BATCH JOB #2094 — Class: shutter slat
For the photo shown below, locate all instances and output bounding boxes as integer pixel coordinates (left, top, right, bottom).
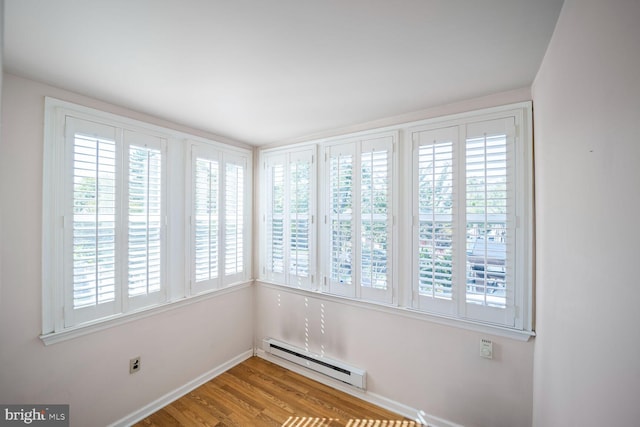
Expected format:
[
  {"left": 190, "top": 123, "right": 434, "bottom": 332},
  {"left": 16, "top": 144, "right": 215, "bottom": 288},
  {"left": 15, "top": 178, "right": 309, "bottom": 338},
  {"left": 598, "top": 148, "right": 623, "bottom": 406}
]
[
  {"left": 465, "top": 131, "right": 510, "bottom": 309},
  {"left": 128, "top": 145, "right": 162, "bottom": 297},
  {"left": 330, "top": 153, "right": 353, "bottom": 285},
  {"left": 360, "top": 148, "right": 389, "bottom": 290},
  {"left": 71, "top": 133, "right": 117, "bottom": 309},
  {"left": 289, "top": 160, "right": 311, "bottom": 278},
  {"left": 194, "top": 157, "right": 219, "bottom": 282},
  {"left": 224, "top": 162, "right": 244, "bottom": 276},
  {"left": 417, "top": 141, "right": 454, "bottom": 300}
]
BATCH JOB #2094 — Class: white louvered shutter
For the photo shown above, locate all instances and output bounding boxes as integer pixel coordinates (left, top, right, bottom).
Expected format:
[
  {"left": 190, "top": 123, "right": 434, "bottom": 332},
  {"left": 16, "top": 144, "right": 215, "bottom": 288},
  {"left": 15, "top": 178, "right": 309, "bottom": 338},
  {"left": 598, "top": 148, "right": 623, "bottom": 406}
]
[
  {"left": 263, "top": 149, "right": 315, "bottom": 289},
  {"left": 191, "top": 146, "right": 220, "bottom": 294},
  {"left": 65, "top": 117, "right": 119, "bottom": 326},
  {"left": 412, "top": 118, "right": 518, "bottom": 326},
  {"left": 463, "top": 118, "right": 516, "bottom": 326},
  {"left": 325, "top": 135, "right": 395, "bottom": 302},
  {"left": 264, "top": 155, "right": 286, "bottom": 283},
  {"left": 413, "top": 126, "right": 457, "bottom": 315},
  {"left": 223, "top": 155, "right": 246, "bottom": 284},
  {"left": 359, "top": 137, "right": 393, "bottom": 303},
  {"left": 126, "top": 131, "right": 165, "bottom": 310},
  {"left": 327, "top": 143, "right": 355, "bottom": 297},
  {"left": 288, "top": 150, "right": 313, "bottom": 288}
]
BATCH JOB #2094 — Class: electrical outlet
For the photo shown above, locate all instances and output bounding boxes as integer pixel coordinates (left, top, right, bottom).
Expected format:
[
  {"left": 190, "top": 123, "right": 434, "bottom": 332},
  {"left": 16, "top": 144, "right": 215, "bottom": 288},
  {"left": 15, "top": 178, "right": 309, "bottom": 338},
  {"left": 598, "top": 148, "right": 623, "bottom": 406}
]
[
  {"left": 130, "top": 356, "right": 141, "bottom": 374},
  {"left": 480, "top": 339, "right": 493, "bottom": 359}
]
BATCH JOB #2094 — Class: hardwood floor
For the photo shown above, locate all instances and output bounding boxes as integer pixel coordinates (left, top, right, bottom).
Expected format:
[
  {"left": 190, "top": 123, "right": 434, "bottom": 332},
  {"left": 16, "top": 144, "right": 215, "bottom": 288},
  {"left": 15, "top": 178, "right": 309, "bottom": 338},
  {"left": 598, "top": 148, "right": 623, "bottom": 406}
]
[{"left": 134, "top": 356, "right": 418, "bottom": 426}]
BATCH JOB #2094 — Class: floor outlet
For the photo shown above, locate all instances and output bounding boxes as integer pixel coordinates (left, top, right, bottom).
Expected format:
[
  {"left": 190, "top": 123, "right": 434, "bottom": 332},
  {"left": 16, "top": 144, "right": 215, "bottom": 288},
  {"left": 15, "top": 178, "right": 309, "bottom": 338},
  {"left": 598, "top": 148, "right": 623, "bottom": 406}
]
[{"left": 130, "top": 356, "right": 141, "bottom": 374}]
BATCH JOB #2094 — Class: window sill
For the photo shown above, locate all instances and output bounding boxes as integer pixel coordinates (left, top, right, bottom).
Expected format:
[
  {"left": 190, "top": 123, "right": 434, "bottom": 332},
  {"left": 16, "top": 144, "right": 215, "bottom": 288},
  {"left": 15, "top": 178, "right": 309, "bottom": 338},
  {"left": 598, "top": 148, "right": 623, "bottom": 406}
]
[
  {"left": 256, "top": 280, "right": 535, "bottom": 342},
  {"left": 40, "top": 281, "right": 253, "bottom": 346}
]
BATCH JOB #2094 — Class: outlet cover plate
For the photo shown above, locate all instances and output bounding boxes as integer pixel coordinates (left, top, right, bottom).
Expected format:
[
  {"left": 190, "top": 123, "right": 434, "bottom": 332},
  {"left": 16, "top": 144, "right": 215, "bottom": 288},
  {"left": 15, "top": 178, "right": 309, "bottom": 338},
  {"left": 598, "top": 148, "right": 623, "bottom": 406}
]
[{"left": 130, "top": 357, "right": 141, "bottom": 374}]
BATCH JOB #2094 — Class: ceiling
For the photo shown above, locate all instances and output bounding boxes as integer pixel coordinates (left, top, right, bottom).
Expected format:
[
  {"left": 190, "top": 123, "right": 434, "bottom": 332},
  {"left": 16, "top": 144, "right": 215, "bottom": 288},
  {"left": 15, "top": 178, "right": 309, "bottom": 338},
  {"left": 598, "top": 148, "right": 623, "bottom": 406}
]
[{"left": 4, "top": 0, "right": 563, "bottom": 146}]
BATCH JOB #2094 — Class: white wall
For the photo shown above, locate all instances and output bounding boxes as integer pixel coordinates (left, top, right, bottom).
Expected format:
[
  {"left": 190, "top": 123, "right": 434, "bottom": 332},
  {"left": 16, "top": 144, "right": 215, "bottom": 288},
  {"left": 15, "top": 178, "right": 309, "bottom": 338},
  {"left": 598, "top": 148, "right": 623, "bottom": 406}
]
[
  {"left": 256, "top": 285, "right": 534, "bottom": 427},
  {"left": 532, "top": 1, "right": 640, "bottom": 426},
  {"left": 0, "top": 74, "right": 254, "bottom": 426}
]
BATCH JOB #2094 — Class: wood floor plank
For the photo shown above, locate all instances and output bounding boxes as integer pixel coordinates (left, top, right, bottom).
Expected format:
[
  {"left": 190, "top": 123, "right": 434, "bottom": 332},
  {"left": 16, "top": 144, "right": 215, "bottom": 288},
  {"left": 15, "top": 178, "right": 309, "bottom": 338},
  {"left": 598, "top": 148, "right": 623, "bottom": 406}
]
[{"left": 134, "top": 357, "right": 415, "bottom": 427}]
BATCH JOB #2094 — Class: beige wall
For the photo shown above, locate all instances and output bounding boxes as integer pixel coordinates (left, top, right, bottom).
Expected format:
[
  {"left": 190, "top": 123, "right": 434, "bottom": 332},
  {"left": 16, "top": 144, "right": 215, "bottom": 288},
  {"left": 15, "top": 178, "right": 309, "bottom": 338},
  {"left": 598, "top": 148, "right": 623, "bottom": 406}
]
[
  {"left": 532, "top": 0, "right": 640, "bottom": 425},
  {"left": 0, "top": 74, "right": 254, "bottom": 426}
]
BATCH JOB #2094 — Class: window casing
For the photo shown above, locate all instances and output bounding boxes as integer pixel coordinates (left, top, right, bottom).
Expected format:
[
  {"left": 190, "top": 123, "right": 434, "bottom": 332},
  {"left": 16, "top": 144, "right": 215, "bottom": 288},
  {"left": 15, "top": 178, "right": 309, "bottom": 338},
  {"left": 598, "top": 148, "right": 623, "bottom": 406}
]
[{"left": 43, "top": 98, "right": 251, "bottom": 339}]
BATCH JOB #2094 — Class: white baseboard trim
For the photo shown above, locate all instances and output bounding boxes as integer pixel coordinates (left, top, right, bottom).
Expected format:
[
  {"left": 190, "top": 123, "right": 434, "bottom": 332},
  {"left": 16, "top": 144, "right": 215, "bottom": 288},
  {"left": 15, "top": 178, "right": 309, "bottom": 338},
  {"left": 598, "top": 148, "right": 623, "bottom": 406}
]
[
  {"left": 256, "top": 348, "right": 462, "bottom": 427},
  {"left": 108, "top": 349, "right": 254, "bottom": 427}
]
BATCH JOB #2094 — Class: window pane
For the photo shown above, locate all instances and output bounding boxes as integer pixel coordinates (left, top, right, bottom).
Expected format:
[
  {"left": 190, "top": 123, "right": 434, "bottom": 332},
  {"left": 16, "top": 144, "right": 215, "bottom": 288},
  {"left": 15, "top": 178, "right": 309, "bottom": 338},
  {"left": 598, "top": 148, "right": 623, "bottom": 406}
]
[
  {"left": 418, "top": 142, "right": 454, "bottom": 300},
  {"left": 466, "top": 134, "right": 508, "bottom": 308},
  {"left": 225, "top": 162, "right": 244, "bottom": 276},
  {"left": 72, "top": 133, "right": 117, "bottom": 308},
  {"left": 330, "top": 154, "right": 353, "bottom": 285},
  {"left": 360, "top": 149, "right": 388, "bottom": 290},
  {"left": 194, "top": 158, "right": 219, "bottom": 282},
  {"left": 128, "top": 145, "right": 162, "bottom": 297}
]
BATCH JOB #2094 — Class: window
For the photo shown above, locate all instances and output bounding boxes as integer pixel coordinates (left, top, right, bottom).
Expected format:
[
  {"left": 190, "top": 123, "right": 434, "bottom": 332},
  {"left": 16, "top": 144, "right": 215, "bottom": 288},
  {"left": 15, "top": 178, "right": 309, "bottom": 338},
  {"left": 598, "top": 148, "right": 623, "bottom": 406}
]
[
  {"left": 62, "top": 117, "right": 167, "bottom": 327},
  {"left": 411, "top": 111, "right": 531, "bottom": 329},
  {"left": 43, "top": 98, "right": 251, "bottom": 340},
  {"left": 322, "top": 133, "right": 396, "bottom": 304},
  {"left": 258, "top": 103, "right": 532, "bottom": 334},
  {"left": 188, "top": 146, "right": 251, "bottom": 294},
  {"left": 261, "top": 147, "right": 316, "bottom": 289}
]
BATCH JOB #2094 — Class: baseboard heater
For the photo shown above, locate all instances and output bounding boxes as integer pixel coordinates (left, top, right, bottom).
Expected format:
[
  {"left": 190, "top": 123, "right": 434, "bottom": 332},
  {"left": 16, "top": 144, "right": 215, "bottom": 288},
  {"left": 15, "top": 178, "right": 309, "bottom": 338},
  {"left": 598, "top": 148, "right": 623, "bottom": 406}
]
[{"left": 262, "top": 338, "right": 366, "bottom": 389}]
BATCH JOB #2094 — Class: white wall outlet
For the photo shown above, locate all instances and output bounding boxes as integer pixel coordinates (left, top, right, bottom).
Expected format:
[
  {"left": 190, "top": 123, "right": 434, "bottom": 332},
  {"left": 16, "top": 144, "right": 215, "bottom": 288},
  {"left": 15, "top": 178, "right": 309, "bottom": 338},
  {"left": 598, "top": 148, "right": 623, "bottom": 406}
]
[
  {"left": 130, "top": 356, "right": 141, "bottom": 374},
  {"left": 480, "top": 339, "right": 493, "bottom": 359}
]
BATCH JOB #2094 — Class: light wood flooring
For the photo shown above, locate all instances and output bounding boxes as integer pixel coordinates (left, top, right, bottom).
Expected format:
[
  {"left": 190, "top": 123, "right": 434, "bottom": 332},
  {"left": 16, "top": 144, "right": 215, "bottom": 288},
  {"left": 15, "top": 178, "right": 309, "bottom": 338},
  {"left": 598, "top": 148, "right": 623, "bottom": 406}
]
[{"left": 134, "top": 356, "right": 419, "bottom": 426}]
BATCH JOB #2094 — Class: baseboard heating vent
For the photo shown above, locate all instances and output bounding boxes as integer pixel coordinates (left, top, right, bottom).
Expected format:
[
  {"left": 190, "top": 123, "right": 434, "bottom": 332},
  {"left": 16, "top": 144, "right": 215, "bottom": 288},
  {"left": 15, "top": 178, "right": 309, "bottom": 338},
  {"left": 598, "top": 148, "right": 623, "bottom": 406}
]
[{"left": 263, "top": 338, "right": 366, "bottom": 389}]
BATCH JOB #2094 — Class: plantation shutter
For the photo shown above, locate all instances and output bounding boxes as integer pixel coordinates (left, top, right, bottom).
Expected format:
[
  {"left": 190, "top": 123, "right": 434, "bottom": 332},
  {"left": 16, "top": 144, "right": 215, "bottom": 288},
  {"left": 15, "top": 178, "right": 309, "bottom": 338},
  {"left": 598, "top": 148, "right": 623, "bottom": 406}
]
[
  {"left": 263, "top": 149, "right": 315, "bottom": 289},
  {"left": 327, "top": 143, "right": 356, "bottom": 297},
  {"left": 65, "top": 117, "right": 119, "bottom": 326},
  {"left": 412, "top": 118, "right": 518, "bottom": 326},
  {"left": 359, "top": 136, "right": 393, "bottom": 303},
  {"left": 288, "top": 150, "right": 313, "bottom": 288},
  {"left": 125, "top": 131, "right": 165, "bottom": 310},
  {"left": 191, "top": 146, "right": 220, "bottom": 294},
  {"left": 413, "top": 126, "right": 457, "bottom": 315},
  {"left": 223, "top": 155, "right": 246, "bottom": 284},
  {"left": 463, "top": 118, "right": 516, "bottom": 326},
  {"left": 264, "top": 154, "right": 286, "bottom": 283},
  {"left": 325, "top": 134, "right": 395, "bottom": 302}
]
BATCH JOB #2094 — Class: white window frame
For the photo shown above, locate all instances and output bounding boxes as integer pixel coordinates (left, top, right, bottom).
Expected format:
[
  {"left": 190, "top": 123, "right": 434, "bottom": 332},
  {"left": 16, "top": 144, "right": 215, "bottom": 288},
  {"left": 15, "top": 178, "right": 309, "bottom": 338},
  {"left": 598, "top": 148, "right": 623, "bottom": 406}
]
[
  {"left": 259, "top": 145, "right": 317, "bottom": 290},
  {"left": 42, "top": 98, "right": 252, "bottom": 343}
]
